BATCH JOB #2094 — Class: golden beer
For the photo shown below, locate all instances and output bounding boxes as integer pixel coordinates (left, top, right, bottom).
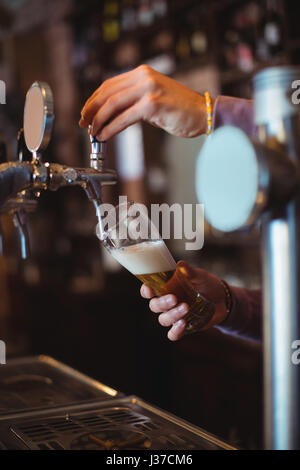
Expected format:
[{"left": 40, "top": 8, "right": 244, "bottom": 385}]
[{"left": 110, "top": 240, "right": 215, "bottom": 333}]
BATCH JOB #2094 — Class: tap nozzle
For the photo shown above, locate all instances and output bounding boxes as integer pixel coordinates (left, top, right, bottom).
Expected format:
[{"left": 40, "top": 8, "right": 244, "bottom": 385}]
[
  {"left": 13, "top": 209, "right": 31, "bottom": 259},
  {"left": 88, "top": 126, "right": 106, "bottom": 171}
]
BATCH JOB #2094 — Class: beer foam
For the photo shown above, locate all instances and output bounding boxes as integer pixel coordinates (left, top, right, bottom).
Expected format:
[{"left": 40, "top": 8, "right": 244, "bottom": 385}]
[{"left": 110, "top": 240, "right": 176, "bottom": 275}]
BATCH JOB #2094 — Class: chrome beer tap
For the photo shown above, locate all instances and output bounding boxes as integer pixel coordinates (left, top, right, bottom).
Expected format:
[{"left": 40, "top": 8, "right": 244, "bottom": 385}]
[
  {"left": 0, "top": 81, "right": 117, "bottom": 259},
  {"left": 11, "top": 129, "right": 37, "bottom": 259},
  {"left": 0, "top": 130, "right": 38, "bottom": 258},
  {"left": 196, "top": 66, "right": 300, "bottom": 450},
  {"left": 89, "top": 127, "right": 107, "bottom": 171}
]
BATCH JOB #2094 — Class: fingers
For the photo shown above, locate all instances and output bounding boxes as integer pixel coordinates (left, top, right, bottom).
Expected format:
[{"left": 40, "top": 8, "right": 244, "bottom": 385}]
[
  {"left": 149, "top": 294, "right": 177, "bottom": 313},
  {"left": 140, "top": 284, "right": 155, "bottom": 299},
  {"left": 177, "top": 260, "right": 196, "bottom": 279},
  {"left": 95, "top": 101, "right": 145, "bottom": 140},
  {"left": 177, "top": 260, "right": 209, "bottom": 293},
  {"left": 90, "top": 85, "right": 142, "bottom": 136},
  {"left": 140, "top": 284, "right": 187, "bottom": 341},
  {"left": 79, "top": 65, "right": 153, "bottom": 129},
  {"left": 81, "top": 69, "right": 135, "bottom": 116},
  {"left": 167, "top": 319, "right": 186, "bottom": 341},
  {"left": 80, "top": 77, "right": 133, "bottom": 127},
  {"left": 158, "top": 302, "right": 189, "bottom": 327},
  {"left": 79, "top": 114, "right": 88, "bottom": 127}
]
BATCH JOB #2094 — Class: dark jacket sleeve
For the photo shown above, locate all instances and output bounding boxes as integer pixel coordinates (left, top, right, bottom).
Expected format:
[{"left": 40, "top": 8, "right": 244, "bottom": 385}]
[
  {"left": 216, "top": 287, "right": 262, "bottom": 342},
  {"left": 212, "top": 95, "right": 257, "bottom": 137},
  {"left": 212, "top": 96, "right": 262, "bottom": 341}
]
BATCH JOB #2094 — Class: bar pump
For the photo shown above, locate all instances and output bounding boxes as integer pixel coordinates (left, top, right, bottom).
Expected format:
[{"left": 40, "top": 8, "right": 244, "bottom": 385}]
[
  {"left": 0, "top": 81, "right": 117, "bottom": 259},
  {"left": 196, "top": 66, "right": 300, "bottom": 450}
]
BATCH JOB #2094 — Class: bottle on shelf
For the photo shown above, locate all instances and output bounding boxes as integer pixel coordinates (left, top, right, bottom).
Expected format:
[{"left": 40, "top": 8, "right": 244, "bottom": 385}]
[
  {"left": 137, "top": 0, "right": 154, "bottom": 27},
  {"left": 121, "top": 0, "right": 137, "bottom": 32},
  {"left": 263, "top": 0, "right": 283, "bottom": 57},
  {"left": 102, "top": 0, "right": 121, "bottom": 43}
]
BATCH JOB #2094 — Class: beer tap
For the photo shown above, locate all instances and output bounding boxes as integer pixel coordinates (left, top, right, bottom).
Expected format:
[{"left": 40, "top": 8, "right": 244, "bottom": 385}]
[
  {"left": 0, "top": 138, "right": 6, "bottom": 256},
  {"left": 0, "top": 81, "right": 117, "bottom": 259},
  {"left": 196, "top": 66, "right": 300, "bottom": 449},
  {"left": 89, "top": 127, "right": 107, "bottom": 171},
  {"left": 0, "top": 131, "right": 37, "bottom": 259},
  {"left": 24, "top": 82, "right": 117, "bottom": 202},
  {"left": 12, "top": 129, "right": 37, "bottom": 259}
]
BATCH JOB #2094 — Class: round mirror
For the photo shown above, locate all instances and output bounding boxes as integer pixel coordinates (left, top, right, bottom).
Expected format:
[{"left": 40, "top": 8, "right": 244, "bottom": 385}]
[{"left": 23, "top": 82, "right": 54, "bottom": 157}]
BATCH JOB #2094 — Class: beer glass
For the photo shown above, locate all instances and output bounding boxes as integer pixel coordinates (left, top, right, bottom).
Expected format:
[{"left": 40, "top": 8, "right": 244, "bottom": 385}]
[{"left": 97, "top": 201, "right": 215, "bottom": 334}]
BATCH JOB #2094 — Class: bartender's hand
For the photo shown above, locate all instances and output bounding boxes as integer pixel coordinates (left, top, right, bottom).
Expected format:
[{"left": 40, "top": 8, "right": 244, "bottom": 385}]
[
  {"left": 140, "top": 260, "right": 229, "bottom": 341},
  {"left": 79, "top": 65, "right": 208, "bottom": 140}
]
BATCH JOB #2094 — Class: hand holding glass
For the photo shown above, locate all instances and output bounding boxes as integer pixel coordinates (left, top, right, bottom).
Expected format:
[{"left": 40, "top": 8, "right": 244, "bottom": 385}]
[{"left": 96, "top": 201, "right": 215, "bottom": 335}]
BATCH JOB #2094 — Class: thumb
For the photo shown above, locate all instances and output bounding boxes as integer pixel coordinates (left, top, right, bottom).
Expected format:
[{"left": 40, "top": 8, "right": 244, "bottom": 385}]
[{"left": 177, "top": 260, "right": 197, "bottom": 280}]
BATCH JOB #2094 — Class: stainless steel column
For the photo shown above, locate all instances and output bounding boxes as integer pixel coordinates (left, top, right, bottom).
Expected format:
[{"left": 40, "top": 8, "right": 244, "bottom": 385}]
[{"left": 254, "top": 67, "right": 300, "bottom": 449}]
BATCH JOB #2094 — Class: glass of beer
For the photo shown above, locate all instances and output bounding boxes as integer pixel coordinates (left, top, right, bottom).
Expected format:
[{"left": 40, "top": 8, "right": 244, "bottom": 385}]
[{"left": 97, "top": 201, "right": 215, "bottom": 334}]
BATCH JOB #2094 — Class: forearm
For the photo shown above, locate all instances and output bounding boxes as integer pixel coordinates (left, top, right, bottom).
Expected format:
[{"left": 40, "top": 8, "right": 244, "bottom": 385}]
[
  {"left": 212, "top": 95, "right": 257, "bottom": 137},
  {"left": 216, "top": 286, "right": 262, "bottom": 341}
]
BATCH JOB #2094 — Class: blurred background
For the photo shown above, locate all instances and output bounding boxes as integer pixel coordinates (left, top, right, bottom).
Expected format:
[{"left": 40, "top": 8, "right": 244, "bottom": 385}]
[{"left": 0, "top": 0, "right": 298, "bottom": 450}]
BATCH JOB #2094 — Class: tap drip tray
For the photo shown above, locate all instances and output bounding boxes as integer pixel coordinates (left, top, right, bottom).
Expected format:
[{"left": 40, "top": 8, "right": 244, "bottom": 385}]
[
  {"left": 0, "top": 356, "right": 118, "bottom": 416},
  {"left": 0, "top": 397, "right": 235, "bottom": 450},
  {"left": 0, "top": 356, "right": 235, "bottom": 450},
  {"left": 70, "top": 428, "right": 152, "bottom": 450}
]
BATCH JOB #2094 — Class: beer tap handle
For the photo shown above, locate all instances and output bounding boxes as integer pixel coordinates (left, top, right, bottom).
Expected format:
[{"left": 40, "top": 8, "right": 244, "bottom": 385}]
[
  {"left": 0, "top": 140, "right": 5, "bottom": 254},
  {"left": 8, "top": 130, "right": 34, "bottom": 260},
  {"left": 88, "top": 125, "right": 107, "bottom": 171}
]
